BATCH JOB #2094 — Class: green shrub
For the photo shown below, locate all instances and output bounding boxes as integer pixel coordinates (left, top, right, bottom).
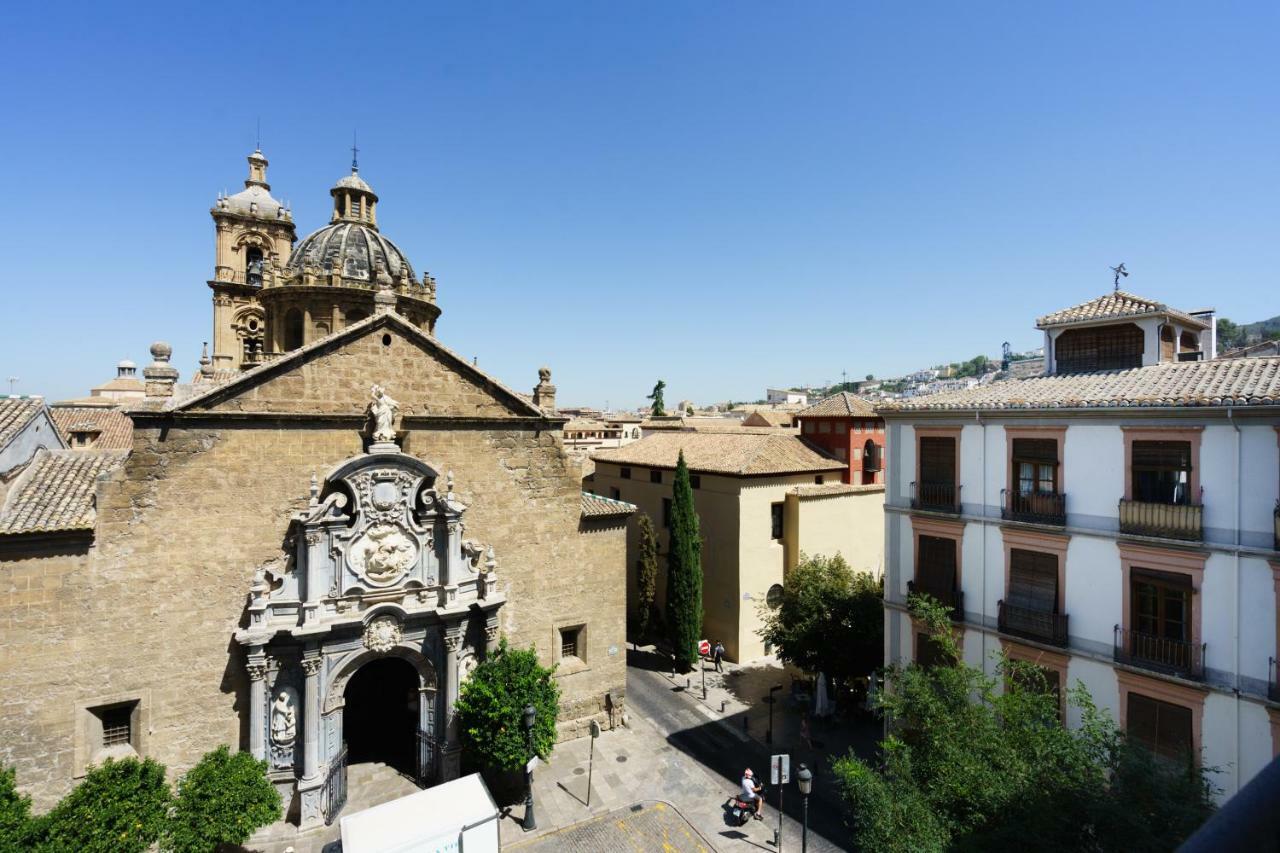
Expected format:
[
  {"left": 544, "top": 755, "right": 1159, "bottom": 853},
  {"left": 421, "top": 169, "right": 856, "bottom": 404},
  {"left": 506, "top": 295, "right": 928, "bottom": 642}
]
[
  {"left": 455, "top": 639, "right": 560, "bottom": 771},
  {"left": 0, "top": 764, "right": 34, "bottom": 850},
  {"left": 163, "top": 745, "right": 281, "bottom": 852},
  {"left": 35, "top": 757, "right": 171, "bottom": 853}
]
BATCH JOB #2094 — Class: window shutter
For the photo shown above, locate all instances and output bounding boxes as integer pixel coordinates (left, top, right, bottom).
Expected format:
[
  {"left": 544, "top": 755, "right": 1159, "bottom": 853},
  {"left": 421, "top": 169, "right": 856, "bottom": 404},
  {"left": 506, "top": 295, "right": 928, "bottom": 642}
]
[
  {"left": 1132, "top": 441, "right": 1191, "bottom": 471},
  {"left": 917, "top": 535, "right": 957, "bottom": 593},
  {"left": 1127, "top": 693, "right": 1160, "bottom": 753},
  {"left": 919, "top": 437, "right": 955, "bottom": 484},
  {"left": 1008, "top": 549, "right": 1058, "bottom": 612},
  {"left": 1011, "top": 438, "right": 1057, "bottom": 464}
]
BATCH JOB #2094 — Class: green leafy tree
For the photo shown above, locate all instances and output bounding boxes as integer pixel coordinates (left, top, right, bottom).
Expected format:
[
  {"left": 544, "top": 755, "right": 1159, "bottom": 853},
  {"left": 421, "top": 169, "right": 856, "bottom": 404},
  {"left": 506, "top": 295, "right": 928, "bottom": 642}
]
[
  {"left": 757, "top": 554, "right": 882, "bottom": 681},
  {"left": 865, "top": 374, "right": 874, "bottom": 382},
  {"left": 162, "top": 746, "right": 281, "bottom": 853},
  {"left": 832, "top": 598, "right": 1216, "bottom": 852},
  {"left": 34, "top": 757, "right": 172, "bottom": 853},
  {"left": 635, "top": 513, "right": 660, "bottom": 640},
  {"left": 665, "top": 451, "right": 703, "bottom": 671},
  {"left": 647, "top": 380, "right": 666, "bottom": 417},
  {"left": 1216, "top": 317, "right": 1243, "bottom": 352},
  {"left": 0, "top": 764, "right": 34, "bottom": 850},
  {"left": 455, "top": 639, "right": 561, "bottom": 771}
]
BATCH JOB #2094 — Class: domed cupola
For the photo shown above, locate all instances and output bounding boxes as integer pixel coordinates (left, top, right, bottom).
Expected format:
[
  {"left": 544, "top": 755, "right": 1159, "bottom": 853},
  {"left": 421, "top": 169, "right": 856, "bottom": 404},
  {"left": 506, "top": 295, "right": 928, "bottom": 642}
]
[{"left": 259, "top": 161, "right": 441, "bottom": 353}]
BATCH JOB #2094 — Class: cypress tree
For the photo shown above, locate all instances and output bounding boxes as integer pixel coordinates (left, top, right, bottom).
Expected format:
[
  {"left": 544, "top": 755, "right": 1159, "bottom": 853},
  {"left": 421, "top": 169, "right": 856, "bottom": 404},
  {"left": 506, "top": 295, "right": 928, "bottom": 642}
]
[
  {"left": 665, "top": 451, "right": 703, "bottom": 671},
  {"left": 636, "top": 513, "right": 659, "bottom": 640}
]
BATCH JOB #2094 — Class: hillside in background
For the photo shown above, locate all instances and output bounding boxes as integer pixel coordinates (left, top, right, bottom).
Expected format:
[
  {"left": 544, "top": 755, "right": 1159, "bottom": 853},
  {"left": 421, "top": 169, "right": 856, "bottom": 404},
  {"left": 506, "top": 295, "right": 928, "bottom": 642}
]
[{"left": 1218, "top": 314, "right": 1280, "bottom": 352}]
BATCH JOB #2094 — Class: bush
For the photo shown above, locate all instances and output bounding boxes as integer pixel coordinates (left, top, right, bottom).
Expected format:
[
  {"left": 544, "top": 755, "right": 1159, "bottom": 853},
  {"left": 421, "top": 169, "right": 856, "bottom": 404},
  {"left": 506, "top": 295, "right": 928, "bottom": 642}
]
[
  {"left": 163, "top": 745, "right": 281, "bottom": 853},
  {"left": 34, "top": 757, "right": 171, "bottom": 853},
  {"left": 455, "top": 639, "right": 560, "bottom": 772},
  {"left": 0, "top": 764, "right": 34, "bottom": 850}
]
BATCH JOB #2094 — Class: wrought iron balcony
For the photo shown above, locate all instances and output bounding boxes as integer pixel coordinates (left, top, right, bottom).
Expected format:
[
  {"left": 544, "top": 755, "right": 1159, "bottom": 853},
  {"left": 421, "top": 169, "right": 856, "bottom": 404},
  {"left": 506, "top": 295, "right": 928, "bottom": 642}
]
[
  {"left": 907, "top": 580, "right": 964, "bottom": 621},
  {"left": 1118, "top": 497, "right": 1203, "bottom": 541},
  {"left": 998, "top": 600, "right": 1069, "bottom": 647},
  {"left": 1176, "top": 350, "right": 1204, "bottom": 362},
  {"left": 1001, "top": 489, "right": 1067, "bottom": 526},
  {"left": 1113, "top": 625, "right": 1205, "bottom": 681},
  {"left": 910, "top": 481, "right": 962, "bottom": 514}
]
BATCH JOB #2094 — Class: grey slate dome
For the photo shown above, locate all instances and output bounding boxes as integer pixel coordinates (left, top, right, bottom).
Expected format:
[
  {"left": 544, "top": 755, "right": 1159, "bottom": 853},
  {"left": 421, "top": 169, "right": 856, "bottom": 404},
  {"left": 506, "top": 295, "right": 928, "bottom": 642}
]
[{"left": 286, "top": 221, "right": 416, "bottom": 284}]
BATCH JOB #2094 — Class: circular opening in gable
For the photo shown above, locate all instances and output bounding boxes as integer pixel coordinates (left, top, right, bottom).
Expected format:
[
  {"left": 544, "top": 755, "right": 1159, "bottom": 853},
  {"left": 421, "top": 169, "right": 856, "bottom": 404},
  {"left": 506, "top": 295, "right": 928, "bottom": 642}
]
[{"left": 382, "top": 334, "right": 392, "bottom": 347}]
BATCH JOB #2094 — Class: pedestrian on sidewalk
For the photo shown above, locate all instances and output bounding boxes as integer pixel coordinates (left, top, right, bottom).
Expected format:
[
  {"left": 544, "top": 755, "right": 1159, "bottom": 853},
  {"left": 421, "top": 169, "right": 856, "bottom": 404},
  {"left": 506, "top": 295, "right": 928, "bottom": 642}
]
[{"left": 712, "top": 640, "right": 725, "bottom": 673}]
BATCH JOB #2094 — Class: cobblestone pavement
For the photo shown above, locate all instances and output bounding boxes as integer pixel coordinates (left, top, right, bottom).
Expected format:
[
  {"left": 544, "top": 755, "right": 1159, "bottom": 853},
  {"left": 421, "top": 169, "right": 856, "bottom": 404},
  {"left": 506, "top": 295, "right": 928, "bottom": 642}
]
[{"left": 506, "top": 801, "right": 713, "bottom": 852}]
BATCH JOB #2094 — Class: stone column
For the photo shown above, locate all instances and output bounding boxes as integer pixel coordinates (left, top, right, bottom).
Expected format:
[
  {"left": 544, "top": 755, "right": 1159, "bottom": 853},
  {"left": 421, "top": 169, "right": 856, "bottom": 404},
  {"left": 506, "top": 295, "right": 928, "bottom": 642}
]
[
  {"left": 247, "top": 650, "right": 268, "bottom": 761},
  {"left": 302, "top": 654, "right": 323, "bottom": 780},
  {"left": 441, "top": 630, "right": 462, "bottom": 781}
]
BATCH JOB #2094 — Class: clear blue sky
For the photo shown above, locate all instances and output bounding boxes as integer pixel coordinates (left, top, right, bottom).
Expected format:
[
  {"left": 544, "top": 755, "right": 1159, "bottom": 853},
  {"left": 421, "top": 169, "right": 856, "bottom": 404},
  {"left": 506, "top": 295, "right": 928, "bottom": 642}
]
[{"left": 1, "top": 2, "right": 1276, "bottom": 408}]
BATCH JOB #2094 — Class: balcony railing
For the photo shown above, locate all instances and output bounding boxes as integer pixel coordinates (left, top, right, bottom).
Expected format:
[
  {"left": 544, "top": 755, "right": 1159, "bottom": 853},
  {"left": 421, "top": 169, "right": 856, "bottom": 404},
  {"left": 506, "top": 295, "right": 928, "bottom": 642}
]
[
  {"left": 1001, "top": 489, "right": 1067, "bottom": 526},
  {"left": 1176, "top": 350, "right": 1204, "bottom": 362},
  {"left": 907, "top": 580, "right": 964, "bottom": 621},
  {"left": 910, "top": 481, "right": 962, "bottom": 514},
  {"left": 998, "top": 600, "right": 1069, "bottom": 647},
  {"left": 1113, "top": 625, "right": 1205, "bottom": 680},
  {"left": 1118, "top": 498, "right": 1203, "bottom": 541}
]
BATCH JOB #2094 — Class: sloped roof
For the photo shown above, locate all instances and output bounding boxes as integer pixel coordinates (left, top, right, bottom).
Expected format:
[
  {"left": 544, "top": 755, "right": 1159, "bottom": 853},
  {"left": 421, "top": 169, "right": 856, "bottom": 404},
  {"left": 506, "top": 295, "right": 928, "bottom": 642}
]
[
  {"left": 742, "top": 410, "right": 795, "bottom": 427},
  {"left": 0, "top": 449, "right": 127, "bottom": 534},
  {"left": 49, "top": 406, "right": 133, "bottom": 450},
  {"left": 592, "top": 431, "right": 843, "bottom": 477},
  {"left": 1035, "top": 291, "right": 1208, "bottom": 330},
  {"left": 0, "top": 397, "right": 43, "bottom": 448},
  {"left": 144, "top": 311, "right": 547, "bottom": 419},
  {"left": 876, "top": 356, "right": 1280, "bottom": 412},
  {"left": 797, "top": 391, "right": 878, "bottom": 418},
  {"left": 581, "top": 492, "right": 637, "bottom": 519}
]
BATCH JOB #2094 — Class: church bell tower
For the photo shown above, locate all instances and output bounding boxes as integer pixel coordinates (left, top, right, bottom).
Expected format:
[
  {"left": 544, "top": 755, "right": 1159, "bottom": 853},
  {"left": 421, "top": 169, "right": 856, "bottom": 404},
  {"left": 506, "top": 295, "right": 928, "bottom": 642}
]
[{"left": 208, "top": 150, "right": 297, "bottom": 371}]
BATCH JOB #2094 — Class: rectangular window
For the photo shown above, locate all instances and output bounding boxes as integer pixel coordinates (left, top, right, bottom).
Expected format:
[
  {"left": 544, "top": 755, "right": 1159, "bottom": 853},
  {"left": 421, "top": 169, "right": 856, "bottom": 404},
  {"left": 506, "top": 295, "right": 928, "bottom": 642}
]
[
  {"left": 690, "top": 475, "right": 701, "bottom": 489},
  {"left": 814, "top": 475, "right": 824, "bottom": 485},
  {"left": 835, "top": 422, "right": 846, "bottom": 434},
  {"left": 1012, "top": 438, "right": 1057, "bottom": 495},
  {"left": 559, "top": 626, "right": 583, "bottom": 660},
  {"left": 1131, "top": 441, "right": 1192, "bottom": 504},
  {"left": 835, "top": 448, "right": 847, "bottom": 461},
  {"left": 771, "top": 502, "right": 784, "bottom": 540},
  {"left": 610, "top": 487, "right": 621, "bottom": 500},
  {"left": 1127, "top": 693, "right": 1193, "bottom": 760},
  {"left": 1008, "top": 549, "right": 1058, "bottom": 613},
  {"left": 919, "top": 437, "right": 956, "bottom": 485},
  {"left": 663, "top": 498, "right": 672, "bottom": 529},
  {"left": 916, "top": 535, "right": 957, "bottom": 597},
  {"left": 1131, "top": 569, "right": 1191, "bottom": 643},
  {"left": 818, "top": 421, "right": 831, "bottom": 434},
  {"left": 620, "top": 467, "right": 632, "bottom": 480},
  {"left": 650, "top": 468, "right": 662, "bottom": 484},
  {"left": 803, "top": 422, "right": 815, "bottom": 434},
  {"left": 100, "top": 706, "right": 132, "bottom": 748}
]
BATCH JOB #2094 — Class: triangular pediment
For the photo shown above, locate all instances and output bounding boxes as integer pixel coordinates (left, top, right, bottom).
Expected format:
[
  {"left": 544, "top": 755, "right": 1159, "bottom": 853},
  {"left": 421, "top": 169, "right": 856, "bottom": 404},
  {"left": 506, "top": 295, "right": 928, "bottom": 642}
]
[{"left": 176, "top": 313, "right": 547, "bottom": 420}]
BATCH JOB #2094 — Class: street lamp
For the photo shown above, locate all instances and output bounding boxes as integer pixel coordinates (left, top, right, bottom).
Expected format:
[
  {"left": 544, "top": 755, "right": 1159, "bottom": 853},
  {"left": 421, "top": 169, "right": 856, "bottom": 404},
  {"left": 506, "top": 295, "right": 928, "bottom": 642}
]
[
  {"left": 796, "top": 763, "right": 813, "bottom": 853},
  {"left": 522, "top": 703, "right": 537, "bottom": 831}
]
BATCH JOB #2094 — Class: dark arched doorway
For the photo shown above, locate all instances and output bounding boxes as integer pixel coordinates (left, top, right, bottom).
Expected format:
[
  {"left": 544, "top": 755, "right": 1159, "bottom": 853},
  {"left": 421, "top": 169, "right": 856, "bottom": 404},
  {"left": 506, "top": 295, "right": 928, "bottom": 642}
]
[{"left": 344, "top": 657, "right": 419, "bottom": 774}]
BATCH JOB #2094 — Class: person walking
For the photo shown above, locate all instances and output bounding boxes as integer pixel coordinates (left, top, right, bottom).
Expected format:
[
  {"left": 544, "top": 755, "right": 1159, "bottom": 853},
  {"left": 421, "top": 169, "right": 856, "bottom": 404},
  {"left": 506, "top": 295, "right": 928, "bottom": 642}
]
[{"left": 712, "top": 640, "right": 725, "bottom": 673}]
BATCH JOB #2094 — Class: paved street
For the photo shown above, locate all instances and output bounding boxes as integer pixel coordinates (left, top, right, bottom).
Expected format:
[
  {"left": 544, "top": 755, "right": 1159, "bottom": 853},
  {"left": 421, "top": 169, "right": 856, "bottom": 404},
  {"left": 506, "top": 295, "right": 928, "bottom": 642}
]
[{"left": 507, "top": 801, "right": 712, "bottom": 852}]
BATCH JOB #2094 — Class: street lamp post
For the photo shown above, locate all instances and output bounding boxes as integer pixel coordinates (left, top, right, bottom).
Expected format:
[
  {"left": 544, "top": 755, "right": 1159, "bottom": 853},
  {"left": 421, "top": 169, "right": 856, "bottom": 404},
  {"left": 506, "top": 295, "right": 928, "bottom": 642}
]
[
  {"left": 522, "top": 703, "right": 537, "bottom": 831},
  {"left": 796, "top": 763, "right": 813, "bottom": 853},
  {"left": 767, "top": 684, "right": 782, "bottom": 744}
]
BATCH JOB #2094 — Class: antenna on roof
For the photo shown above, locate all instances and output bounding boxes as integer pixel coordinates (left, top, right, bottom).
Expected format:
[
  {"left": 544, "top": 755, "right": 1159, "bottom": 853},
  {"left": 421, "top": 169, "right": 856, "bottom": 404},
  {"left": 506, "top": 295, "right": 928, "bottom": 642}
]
[
  {"left": 1110, "top": 262, "right": 1128, "bottom": 292},
  {"left": 351, "top": 130, "right": 359, "bottom": 173},
  {"left": 255, "top": 116, "right": 261, "bottom": 150}
]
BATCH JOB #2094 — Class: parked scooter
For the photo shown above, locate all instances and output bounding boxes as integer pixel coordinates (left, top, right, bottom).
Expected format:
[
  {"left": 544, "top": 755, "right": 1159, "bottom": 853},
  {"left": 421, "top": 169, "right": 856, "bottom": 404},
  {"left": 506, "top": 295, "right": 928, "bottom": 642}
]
[{"left": 724, "top": 784, "right": 766, "bottom": 827}]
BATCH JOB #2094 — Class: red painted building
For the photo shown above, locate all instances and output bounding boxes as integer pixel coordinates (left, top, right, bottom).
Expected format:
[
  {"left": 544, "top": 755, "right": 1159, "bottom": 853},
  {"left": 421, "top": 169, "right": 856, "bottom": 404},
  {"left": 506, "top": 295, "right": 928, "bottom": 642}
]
[{"left": 796, "top": 392, "right": 885, "bottom": 485}]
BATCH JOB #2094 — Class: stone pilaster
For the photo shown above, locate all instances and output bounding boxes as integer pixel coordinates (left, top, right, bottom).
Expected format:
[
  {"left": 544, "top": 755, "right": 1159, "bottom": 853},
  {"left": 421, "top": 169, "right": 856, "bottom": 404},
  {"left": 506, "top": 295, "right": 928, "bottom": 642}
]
[
  {"left": 247, "top": 650, "right": 268, "bottom": 761},
  {"left": 297, "top": 653, "right": 325, "bottom": 830}
]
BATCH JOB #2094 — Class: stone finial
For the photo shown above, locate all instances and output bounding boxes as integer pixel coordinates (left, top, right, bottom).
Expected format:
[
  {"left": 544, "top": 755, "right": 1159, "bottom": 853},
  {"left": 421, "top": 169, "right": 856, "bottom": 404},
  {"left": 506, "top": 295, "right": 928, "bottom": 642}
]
[
  {"left": 532, "top": 366, "right": 556, "bottom": 413},
  {"left": 309, "top": 471, "right": 320, "bottom": 505},
  {"left": 374, "top": 279, "right": 397, "bottom": 315},
  {"left": 144, "top": 341, "right": 179, "bottom": 398},
  {"left": 199, "top": 341, "right": 214, "bottom": 378}
]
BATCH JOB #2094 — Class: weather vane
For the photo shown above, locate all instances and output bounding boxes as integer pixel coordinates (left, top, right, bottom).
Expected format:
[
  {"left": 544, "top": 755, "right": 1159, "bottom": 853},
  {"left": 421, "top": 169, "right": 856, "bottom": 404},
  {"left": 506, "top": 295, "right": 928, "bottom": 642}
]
[
  {"left": 1110, "top": 263, "right": 1128, "bottom": 291},
  {"left": 351, "top": 131, "right": 359, "bottom": 173}
]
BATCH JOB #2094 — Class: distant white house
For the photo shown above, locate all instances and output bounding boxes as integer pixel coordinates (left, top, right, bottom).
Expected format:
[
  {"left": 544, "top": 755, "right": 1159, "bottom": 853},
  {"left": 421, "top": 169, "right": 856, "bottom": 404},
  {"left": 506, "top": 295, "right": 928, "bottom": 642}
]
[{"left": 767, "top": 388, "right": 808, "bottom": 406}]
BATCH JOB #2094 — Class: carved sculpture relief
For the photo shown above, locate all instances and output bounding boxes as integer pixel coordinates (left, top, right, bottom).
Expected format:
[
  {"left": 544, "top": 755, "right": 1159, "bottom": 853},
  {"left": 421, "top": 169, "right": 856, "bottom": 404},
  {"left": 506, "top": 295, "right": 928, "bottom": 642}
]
[
  {"left": 270, "top": 686, "right": 299, "bottom": 766},
  {"left": 367, "top": 384, "right": 400, "bottom": 443},
  {"left": 364, "top": 614, "right": 403, "bottom": 653},
  {"left": 349, "top": 524, "right": 417, "bottom": 586}
]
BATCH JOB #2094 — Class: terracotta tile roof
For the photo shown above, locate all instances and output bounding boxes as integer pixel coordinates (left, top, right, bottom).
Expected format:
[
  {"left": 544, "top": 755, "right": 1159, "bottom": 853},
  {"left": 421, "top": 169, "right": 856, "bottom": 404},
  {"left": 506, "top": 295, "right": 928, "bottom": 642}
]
[
  {"left": 742, "top": 410, "right": 795, "bottom": 427},
  {"left": 1035, "top": 290, "right": 1209, "bottom": 330},
  {"left": 792, "top": 483, "right": 885, "bottom": 497},
  {"left": 797, "top": 392, "right": 878, "bottom": 418},
  {"left": 876, "top": 356, "right": 1280, "bottom": 412},
  {"left": 49, "top": 406, "right": 133, "bottom": 450},
  {"left": 0, "top": 449, "right": 127, "bottom": 534},
  {"left": 0, "top": 397, "right": 43, "bottom": 448},
  {"left": 592, "top": 432, "right": 844, "bottom": 476},
  {"left": 581, "top": 492, "right": 637, "bottom": 519}
]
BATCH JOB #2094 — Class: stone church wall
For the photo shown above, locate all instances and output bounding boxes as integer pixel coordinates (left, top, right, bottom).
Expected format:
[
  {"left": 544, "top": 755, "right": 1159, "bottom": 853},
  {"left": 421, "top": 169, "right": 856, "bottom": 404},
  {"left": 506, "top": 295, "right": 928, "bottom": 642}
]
[{"left": 0, "top": 376, "right": 625, "bottom": 810}]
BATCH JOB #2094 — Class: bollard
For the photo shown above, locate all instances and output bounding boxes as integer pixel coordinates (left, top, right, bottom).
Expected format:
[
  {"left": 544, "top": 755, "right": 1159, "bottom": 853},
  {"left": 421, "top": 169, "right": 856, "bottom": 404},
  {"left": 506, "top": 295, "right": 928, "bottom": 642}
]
[
  {"left": 721, "top": 700, "right": 726, "bottom": 713},
  {"left": 686, "top": 677, "right": 690, "bottom": 689}
]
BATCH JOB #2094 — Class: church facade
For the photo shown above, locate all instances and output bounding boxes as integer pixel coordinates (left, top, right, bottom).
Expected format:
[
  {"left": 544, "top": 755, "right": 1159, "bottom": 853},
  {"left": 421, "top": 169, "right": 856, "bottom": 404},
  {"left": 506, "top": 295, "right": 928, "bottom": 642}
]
[{"left": 0, "top": 150, "right": 632, "bottom": 828}]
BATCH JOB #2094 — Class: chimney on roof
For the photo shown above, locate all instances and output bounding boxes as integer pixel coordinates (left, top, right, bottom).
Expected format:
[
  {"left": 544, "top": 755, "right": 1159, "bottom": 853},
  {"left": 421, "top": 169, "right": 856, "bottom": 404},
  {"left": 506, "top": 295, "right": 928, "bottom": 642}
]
[
  {"left": 144, "top": 341, "right": 179, "bottom": 397},
  {"left": 1189, "top": 308, "right": 1217, "bottom": 359},
  {"left": 532, "top": 367, "right": 556, "bottom": 414}
]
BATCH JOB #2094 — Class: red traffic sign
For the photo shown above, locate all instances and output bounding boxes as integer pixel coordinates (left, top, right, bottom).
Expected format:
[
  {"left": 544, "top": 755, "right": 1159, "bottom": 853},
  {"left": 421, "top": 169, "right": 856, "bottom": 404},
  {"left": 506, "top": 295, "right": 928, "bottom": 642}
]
[{"left": 698, "top": 639, "right": 711, "bottom": 656}]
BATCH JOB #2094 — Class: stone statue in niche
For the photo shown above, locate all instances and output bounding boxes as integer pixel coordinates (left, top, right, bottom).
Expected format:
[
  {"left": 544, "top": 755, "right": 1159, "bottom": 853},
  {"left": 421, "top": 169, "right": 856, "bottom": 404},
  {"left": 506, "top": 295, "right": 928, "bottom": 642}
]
[
  {"left": 368, "top": 384, "right": 400, "bottom": 443},
  {"left": 270, "top": 688, "right": 298, "bottom": 765},
  {"left": 349, "top": 524, "right": 417, "bottom": 585}
]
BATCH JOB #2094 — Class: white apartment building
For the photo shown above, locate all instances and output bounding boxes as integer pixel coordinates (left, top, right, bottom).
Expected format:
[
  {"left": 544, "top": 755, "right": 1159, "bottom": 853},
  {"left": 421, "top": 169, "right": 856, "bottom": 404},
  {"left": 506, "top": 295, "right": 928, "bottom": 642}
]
[
  {"left": 879, "top": 289, "right": 1280, "bottom": 805},
  {"left": 767, "top": 388, "right": 809, "bottom": 407}
]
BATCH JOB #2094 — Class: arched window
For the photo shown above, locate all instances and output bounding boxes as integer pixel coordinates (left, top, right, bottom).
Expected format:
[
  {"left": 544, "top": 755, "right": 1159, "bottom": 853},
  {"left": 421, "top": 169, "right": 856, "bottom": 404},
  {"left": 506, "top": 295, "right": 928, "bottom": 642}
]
[
  {"left": 245, "top": 247, "right": 264, "bottom": 286},
  {"left": 284, "top": 308, "right": 304, "bottom": 351}
]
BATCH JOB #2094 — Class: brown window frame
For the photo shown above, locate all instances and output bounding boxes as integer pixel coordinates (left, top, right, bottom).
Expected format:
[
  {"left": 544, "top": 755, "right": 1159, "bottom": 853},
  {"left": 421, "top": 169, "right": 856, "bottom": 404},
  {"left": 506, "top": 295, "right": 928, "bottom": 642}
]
[{"left": 1131, "top": 569, "right": 1191, "bottom": 644}]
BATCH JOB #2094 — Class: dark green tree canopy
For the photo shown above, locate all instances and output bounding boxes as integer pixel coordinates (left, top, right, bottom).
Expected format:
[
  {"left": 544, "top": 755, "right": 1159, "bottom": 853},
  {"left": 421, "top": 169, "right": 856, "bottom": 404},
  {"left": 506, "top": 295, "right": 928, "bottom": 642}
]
[
  {"left": 665, "top": 451, "right": 703, "bottom": 670},
  {"left": 635, "top": 513, "right": 660, "bottom": 640},
  {"left": 33, "top": 757, "right": 172, "bottom": 853},
  {"left": 647, "top": 379, "right": 667, "bottom": 417},
  {"left": 164, "top": 745, "right": 281, "bottom": 853},
  {"left": 455, "top": 639, "right": 561, "bottom": 772}
]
